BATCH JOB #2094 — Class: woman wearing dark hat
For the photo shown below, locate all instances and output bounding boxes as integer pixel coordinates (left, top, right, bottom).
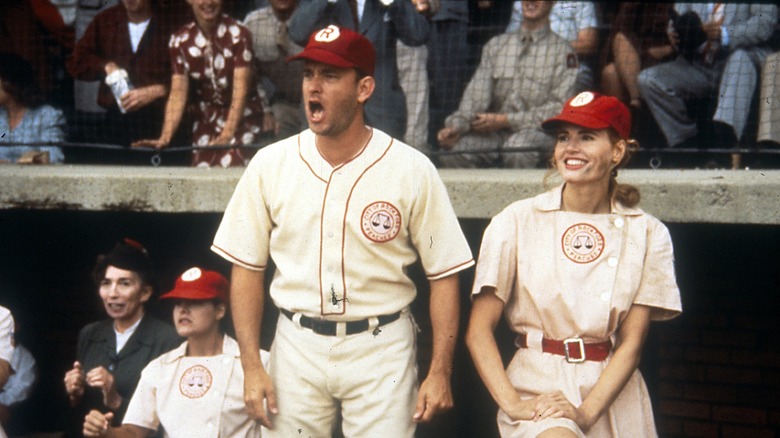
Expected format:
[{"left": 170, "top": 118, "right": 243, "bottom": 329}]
[
  {"left": 63, "top": 239, "right": 181, "bottom": 432},
  {"left": 465, "top": 92, "right": 682, "bottom": 437},
  {"left": 83, "top": 267, "right": 267, "bottom": 437}
]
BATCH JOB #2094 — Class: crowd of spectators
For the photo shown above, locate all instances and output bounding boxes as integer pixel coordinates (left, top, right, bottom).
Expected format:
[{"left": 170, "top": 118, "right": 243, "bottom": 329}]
[{"left": 0, "top": 0, "right": 778, "bottom": 168}]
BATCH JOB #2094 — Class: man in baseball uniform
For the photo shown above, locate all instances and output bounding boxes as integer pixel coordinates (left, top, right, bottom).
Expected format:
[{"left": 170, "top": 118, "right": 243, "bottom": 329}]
[{"left": 212, "top": 25, "right": 474, "bottom": 437}]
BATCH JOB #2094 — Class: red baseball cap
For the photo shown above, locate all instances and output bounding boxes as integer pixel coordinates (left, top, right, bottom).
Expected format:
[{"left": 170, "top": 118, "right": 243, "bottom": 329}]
[
  {"left": 160, "top": 267, "right": 229, "bottom": 303},
  {"left": 287, "top": 25, "right": 376, "bottom": 76},
  {"left": 542, "top": 92, "right": 632, "bottom": 139}
]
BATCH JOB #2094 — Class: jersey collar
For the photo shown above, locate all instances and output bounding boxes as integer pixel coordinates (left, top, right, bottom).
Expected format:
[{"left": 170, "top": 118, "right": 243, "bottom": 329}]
[{"left": 534, "top": 184, "right": 643, "bottom": 216}]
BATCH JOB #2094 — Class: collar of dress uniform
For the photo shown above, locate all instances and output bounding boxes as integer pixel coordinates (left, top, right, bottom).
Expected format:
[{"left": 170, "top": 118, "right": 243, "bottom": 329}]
[
  {"left": 534, "top": 184, "right": 643, "bottom": 216},
  {"left": 516, "top": 25, "right": 550, "bottom": 43},
  {"left": 160, "top": 334, "right": 239, "bottom": 363}
]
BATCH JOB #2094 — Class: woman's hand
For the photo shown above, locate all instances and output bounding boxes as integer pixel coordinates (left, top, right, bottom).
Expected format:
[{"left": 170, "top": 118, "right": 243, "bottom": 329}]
[
  {"left": 120, "top": 85, "right": 166, "bottom": 112},
  {"left": 532, "top": 391, "right": 593, "bottom": 430},
  {"left": 131, "top": 137, "right": 170, "bottom": 150},
  {"left": 208, "top": 132, "right": 235, "bottom": 147},
  {"left": 64, "top": 361, "right": 86, "bottom": 406},
  {"left": 86, "top": 366, "right": 122, "bottom": 410},
  {"left": 500, "top": 394, "right": 539, "bottom": 423},
  {"left": 83, "top": 410, "right": 114, "bottom": 437}
]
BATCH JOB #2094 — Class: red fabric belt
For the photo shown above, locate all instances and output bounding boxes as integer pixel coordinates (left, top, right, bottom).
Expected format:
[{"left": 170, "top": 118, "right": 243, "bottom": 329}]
[{"left": 516, "top": 333, "right": 612, "bottom": 363}]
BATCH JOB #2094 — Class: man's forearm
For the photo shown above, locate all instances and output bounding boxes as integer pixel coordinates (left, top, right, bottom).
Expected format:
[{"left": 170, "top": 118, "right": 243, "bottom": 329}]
[
  {"left": 230, "top": 265, "right": 266, "bottom": 370},
  {"left": 427, "top": 274, "right": 460, "bottom": 376}
]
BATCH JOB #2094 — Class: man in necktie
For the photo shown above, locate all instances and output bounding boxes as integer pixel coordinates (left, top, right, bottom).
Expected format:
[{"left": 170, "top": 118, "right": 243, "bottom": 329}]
[{"left": 244, "top": 0, "right": 306, "bottom": 140}]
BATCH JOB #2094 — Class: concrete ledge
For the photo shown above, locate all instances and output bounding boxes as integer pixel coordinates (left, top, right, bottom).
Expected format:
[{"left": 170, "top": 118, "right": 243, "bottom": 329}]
[{"left": 1, "top": 166, "right": 779, "bottom": 224}]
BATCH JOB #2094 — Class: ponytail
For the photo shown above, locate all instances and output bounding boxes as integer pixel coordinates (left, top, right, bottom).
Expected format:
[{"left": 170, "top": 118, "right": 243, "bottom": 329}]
[{"left": 610, "top": 137, "right": 640, "bottom": 208}]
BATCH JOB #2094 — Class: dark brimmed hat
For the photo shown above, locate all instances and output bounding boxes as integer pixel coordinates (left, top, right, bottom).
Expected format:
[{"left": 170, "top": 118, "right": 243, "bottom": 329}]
[
  {"left": 542, "top": 91, "right": 632, "bottom": 139},
  {"left": 287, "top": 25, "right": 376, "bottom": 76},
  {"left": 160, "top": 267, "right": 229, "bottom": 303},
  {"left": 103, "top": 238, "right": 153, "bottom": 273}
]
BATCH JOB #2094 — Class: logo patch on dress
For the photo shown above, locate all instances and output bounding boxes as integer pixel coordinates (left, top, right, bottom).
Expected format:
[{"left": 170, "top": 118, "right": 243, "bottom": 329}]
[
  {"left": 180, "top": 365, "right": 213, "bottom": 398},
  {"left": 361, "top": 201, "right": 401, "bottom": 243},
  {"left": 561, "top": 223, "right": 605, "bottom": 264}
]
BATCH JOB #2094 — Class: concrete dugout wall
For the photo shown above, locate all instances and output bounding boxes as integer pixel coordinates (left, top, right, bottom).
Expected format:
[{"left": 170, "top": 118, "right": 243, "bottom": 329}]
[{"left": 0, "top": 166, "right": 778, "bottom": 436}]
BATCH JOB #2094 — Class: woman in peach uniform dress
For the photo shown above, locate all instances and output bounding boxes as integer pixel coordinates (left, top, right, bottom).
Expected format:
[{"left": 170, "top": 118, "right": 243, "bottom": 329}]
[{"left": 466, "top": 91, "right": 682, "bottom": 437}]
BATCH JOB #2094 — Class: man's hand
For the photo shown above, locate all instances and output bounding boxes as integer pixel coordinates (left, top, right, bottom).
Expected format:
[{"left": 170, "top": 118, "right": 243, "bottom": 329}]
[
  {"left": 120, "top": 85, "right": 165, "bottom": 112},
  {"left": 243, "top": 366, "right": 277, "bottom": 429},
  {"left": 64, "top": 361, "right": 86, "bottom": 406},
  {"left": 86, "top": 366, "right": 121, "bottom": 410},
  {"left": 83, "top": 410, "right": 114, "bottom": 437},
  {"left": 470, "top": 113, "right": 508, "bottom": 133},
  {"left": 436, "top": 127, "right": 461, "bottom": 150},
  {"left": 412, "top": 371, "right": 453, "bottom": 423}
]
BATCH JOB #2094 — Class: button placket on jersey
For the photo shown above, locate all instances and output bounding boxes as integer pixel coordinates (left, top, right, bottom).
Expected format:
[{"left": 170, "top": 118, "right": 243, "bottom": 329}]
[{"left": 320, "top": 170, "right": 349, "bottom": 315}]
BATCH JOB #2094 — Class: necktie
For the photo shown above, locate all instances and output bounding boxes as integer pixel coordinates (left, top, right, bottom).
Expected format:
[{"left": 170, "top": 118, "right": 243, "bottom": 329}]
[
  {"left": 277, "top": 20, "right": 289, "bottom": 55},
  {"left": 349, "top": 0, "right": 359, "bottom": 29}
]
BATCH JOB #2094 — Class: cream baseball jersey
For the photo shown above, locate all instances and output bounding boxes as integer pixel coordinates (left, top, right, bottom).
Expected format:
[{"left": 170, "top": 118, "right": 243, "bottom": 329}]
[
  {"left": 212, "top": 128, "right": 474, "bottom": 320},
  {"left": 123, "top": 336, "right": 264, "bottom": 437}
]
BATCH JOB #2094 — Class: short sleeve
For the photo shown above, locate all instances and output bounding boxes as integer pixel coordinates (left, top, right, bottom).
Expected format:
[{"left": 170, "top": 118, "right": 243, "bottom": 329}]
[
  {"left": 577, "top": 2, "right": 598, "bottom": 29},
  {"left": 633, "top": 219, "right": 682, "bottom": 321},
  {"left": 227, "top": 23, "right": 255, "bottom": 68},
  {"left": 169, "top": 32, "right": 187, "bottom": 75},
  {"left": 122, "top": 360, "right": 161, "bottom": 431},
  {"left": 0, "top": 307, "right": 14, "bottom": 364},
  {"left": 409, "top": 159, "right": 474, "bottom": 279},
  {"left": 212, "top": 162, "right": 272, "bottom": 270},
  {"left": 471, "top": 210, "right": 518, "bottom": 303}
]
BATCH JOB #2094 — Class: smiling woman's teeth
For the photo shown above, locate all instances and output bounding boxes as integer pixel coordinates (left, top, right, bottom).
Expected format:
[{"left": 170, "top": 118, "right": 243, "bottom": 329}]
[{"left": 566, "top": 159, "right": 586, "bottom": 166}]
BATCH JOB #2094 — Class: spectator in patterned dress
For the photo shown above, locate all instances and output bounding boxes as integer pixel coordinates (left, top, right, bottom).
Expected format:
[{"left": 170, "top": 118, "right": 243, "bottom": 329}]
[{"left": 134, "top": 0, "right": 265, "bottom": 168}]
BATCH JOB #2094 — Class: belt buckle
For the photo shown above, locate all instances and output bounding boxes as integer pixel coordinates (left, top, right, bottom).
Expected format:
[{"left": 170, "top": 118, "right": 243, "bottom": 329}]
[{"left": 564, "top": 338, "right": 586, "bottom": 363}]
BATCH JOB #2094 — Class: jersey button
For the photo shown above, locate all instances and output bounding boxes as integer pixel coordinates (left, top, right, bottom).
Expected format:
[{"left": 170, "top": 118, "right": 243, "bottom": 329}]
[
  {"left": 600, "top": 292, "right": 611, "bottom": 302},
  {"left": 607, "top": 257, "right": 618, "bottom": 267},
  {"left": 614, "top": 217, "right": 625, "bottom": 228}
]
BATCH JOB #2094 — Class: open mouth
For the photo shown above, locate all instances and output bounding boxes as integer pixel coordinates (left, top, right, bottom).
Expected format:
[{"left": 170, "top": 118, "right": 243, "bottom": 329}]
[
  {"left": 308, "top": 101, "right": 324, "bottom": 123},
  {"left": 106, "top": 303, "right": 126, "bottom": 312}
]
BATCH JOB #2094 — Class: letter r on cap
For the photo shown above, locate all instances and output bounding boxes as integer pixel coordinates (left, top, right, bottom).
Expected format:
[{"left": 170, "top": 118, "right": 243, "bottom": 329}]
[{"left": 316, "top": 25, "right": 341, "bottom": 42}]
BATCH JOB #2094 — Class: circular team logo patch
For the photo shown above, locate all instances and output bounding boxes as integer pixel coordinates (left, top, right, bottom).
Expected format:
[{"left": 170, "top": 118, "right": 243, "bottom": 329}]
[
  {"left": 179, "top": 365, "right": 212, "bottom": 398},
  {"left": 561, "top": 223, "right": 605, "bottom": 264},
  {"left": 361, "top": 201, "right": 401, "bottom": 243},
  {"left": 570, "top": 91, "right": 594, "bottom": 107}
]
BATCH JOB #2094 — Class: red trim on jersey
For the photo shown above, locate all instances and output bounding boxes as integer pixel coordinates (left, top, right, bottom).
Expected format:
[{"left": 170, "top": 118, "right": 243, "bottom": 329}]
[
  {"left": 299, "top": 134, "right": 328, "bottom": 183},
  {"left": 210, "top": 244, "right": 266, "bottom": 270},
  {"left": 427, "top": 258, "right": 476, "bottom": 280}
]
